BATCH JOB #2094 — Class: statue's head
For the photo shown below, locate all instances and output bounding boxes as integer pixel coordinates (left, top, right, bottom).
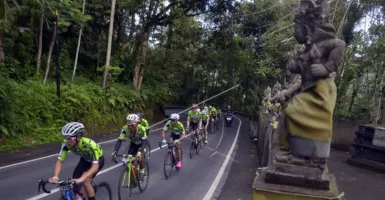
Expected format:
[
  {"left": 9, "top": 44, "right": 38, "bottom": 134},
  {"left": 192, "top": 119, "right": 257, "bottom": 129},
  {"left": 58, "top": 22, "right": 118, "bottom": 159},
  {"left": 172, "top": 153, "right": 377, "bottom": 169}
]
[{"left": 294, "top": 0, "right": 335, "bottom": 44}]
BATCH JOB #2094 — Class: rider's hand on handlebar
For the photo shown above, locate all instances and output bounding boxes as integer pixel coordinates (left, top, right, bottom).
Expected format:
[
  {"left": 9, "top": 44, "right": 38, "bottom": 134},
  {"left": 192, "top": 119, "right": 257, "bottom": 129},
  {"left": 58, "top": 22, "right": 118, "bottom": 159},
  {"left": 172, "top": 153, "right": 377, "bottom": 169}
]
[
  {"left": 48, "top": 176, "right": 59, "bottom": 184},
  {"left": 174, "top": 140, "right": 179, "bottom": 144}
]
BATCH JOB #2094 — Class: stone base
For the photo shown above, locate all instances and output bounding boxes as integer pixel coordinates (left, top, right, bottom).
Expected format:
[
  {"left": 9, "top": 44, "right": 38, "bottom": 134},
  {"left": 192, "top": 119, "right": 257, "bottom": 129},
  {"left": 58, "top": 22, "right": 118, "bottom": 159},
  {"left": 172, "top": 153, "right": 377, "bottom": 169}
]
[
  {"left": 253, "top": 169, "right": 343, "bottom": 200},
  {"left": 265, "top": 162, "right": 330, "bottom": 190},
  {"left": 347, "top": 156, "right": 385, "bottom": 174}
]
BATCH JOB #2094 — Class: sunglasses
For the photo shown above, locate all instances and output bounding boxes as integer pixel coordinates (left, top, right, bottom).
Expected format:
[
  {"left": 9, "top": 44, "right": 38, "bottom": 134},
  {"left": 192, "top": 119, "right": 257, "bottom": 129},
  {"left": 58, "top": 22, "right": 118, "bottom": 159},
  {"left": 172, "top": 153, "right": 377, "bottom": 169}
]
[{"left": 65, "top": 137, "right": 77, "bottom": 141}]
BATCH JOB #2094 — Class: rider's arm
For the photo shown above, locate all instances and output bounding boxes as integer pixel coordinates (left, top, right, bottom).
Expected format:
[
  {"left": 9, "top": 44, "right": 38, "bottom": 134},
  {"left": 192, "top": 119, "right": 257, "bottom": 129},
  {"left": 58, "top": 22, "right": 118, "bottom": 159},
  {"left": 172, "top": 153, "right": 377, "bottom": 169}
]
[
  {"left": 179, "top": 123, "right": 186, "bottom": 140},
  {"left": 162, "top": 123, "right": 170, "bottom": 140},
  {"left": 114, "top": 128, "right": 127, "bottom": 153},
  {"left": 142, "top": 119, "right": 150, "bottom": 129},
  {"left": 186, "top": 111, "right": 191, "bottom": 129},
  {"left": 54, "top": 142, "right": 68, "bottom": 179},
  {"left": 80, "top": 139, "right": 102, "bottom": 181},
  {"left": 53, "top": 160, "right": 63, "bottom": 179}
]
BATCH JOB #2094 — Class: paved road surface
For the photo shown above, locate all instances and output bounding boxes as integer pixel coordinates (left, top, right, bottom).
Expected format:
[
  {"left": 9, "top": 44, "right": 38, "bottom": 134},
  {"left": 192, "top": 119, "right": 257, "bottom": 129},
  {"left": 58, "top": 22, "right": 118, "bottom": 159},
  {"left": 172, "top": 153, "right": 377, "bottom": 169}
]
[{"left": 0, "top": 115, "right": 243, "bottom": 200}]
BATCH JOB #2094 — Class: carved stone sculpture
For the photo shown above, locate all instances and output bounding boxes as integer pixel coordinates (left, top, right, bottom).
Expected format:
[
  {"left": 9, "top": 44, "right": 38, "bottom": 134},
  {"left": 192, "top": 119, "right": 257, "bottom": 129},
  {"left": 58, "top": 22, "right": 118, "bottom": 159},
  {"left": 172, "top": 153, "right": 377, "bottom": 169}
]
[
  {"left": 253, "top": 1, "right": 346, "bottom": 196},
  {"left": 271, "top": 0, "right": 346, "bottom": 169}
]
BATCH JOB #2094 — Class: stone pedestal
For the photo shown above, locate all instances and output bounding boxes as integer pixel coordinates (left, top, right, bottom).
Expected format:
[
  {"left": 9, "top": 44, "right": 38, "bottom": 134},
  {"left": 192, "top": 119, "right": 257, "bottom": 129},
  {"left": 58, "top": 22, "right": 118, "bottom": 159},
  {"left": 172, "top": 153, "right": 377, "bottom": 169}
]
[
  {"left": 265, "top": 162, "right": 330, "bottom": 190},
  {"left": 348, "top": 124, "right": 385, "bottom": 172},
  {"left": 253, "top": 168, "right": 343, "bottom": 200}
]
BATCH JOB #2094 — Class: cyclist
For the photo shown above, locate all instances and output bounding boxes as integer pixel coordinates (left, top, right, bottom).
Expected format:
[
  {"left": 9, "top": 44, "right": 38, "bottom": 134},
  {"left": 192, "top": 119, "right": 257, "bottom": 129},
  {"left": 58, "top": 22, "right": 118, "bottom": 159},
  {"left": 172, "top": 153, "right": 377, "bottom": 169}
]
[
  {"left": 111, "top": 114, "right": 147, "bottom": 179},
  {"left": 161, "top": 113, "right": 186, "bottom": 168},
  {"left": 209, "top": 105, "right": 218, "bottom": 124},
  {"left": 49, "top": 122, "right": 104, "bottom": 200},
  {"left": 137, "top": 112, "right": 150, "bottom": 135},
  {"left": 187, "top": 104, "right": 202, "bottom": 132},
  {"left": 217, "top": 107, "right": 222, "bottom": 120},
  {"left": 201, "top": 109, "right": 209, "bottom": 144}
]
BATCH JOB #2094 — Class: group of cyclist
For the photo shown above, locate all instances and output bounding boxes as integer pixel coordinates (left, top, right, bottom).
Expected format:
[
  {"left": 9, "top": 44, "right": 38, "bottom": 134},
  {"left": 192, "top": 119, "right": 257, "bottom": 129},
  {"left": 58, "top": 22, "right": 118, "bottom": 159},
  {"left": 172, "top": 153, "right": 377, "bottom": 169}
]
[{"left": 47, "top": 104, "right": 232, "bottom": 200}]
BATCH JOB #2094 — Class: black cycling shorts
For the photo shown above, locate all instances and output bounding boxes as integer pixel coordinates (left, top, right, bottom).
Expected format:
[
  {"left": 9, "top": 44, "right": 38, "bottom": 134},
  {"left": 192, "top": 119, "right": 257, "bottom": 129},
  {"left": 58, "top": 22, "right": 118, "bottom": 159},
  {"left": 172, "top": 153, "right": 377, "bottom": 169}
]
[
  {"left": 73, "top": 156, "right": 105, "bottom": 179},
  {"left": 190, "top": 122, "right": 198, "bottom": 131},
  {"left": 202, "top": 120, "right": 207, "bottom": 127},
  {"left": 127, "top": 143, "right": 143, "bottom": 156},
  {"left": 170, "top": 133, "right": 181, "bottom": 141}
]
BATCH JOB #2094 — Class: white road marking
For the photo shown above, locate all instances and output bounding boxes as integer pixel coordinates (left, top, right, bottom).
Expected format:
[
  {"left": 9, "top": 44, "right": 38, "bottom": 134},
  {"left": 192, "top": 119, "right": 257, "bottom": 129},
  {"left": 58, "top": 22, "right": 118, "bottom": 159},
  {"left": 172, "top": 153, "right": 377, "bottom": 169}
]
[
  {"left": 0, "top": 128, "right": 164, "bottom": 170},
  {"left": 26, "top": 133, "right": 192, "bottom": 200},
  {"left": 202, "top": 116, "right": 242, "bottom": 200},
  {"left": 209, "top": 119, "right": 225, "bottom": 158}
]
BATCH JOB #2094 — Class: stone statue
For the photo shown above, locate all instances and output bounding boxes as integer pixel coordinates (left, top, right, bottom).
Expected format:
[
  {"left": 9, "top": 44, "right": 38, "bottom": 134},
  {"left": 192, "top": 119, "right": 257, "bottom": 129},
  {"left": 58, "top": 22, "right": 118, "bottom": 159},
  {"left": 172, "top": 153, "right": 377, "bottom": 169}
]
[
  {"left": 271, "top": 0, "right": 346, "bottom": 169},
  {"left": 263, "top": 86, "right": 272, "bottom": 102}
]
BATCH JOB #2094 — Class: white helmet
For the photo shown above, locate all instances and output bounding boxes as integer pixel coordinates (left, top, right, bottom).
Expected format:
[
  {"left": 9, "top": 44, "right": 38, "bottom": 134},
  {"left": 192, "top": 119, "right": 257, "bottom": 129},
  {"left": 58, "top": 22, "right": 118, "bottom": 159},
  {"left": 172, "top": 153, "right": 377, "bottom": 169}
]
[
  {"left": 61, "top": 122, "right": 85, "bottom": 137},
  {"left": 126, "top": 114, "right": 140, "bottom": 125},
  {"left": 170, "top": 113, "right": 180, "bottom": 121}
]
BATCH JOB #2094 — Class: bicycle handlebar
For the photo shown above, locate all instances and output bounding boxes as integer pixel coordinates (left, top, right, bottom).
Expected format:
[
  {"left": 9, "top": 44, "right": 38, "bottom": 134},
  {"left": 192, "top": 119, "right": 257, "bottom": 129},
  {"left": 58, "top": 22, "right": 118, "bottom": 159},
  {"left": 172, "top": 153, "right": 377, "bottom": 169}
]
[
  {"left": 38, "top": 179, "right": 79, "bottom": 194},
  {"left": 158, "top": 141, "right": 177, "bottom": 149}
]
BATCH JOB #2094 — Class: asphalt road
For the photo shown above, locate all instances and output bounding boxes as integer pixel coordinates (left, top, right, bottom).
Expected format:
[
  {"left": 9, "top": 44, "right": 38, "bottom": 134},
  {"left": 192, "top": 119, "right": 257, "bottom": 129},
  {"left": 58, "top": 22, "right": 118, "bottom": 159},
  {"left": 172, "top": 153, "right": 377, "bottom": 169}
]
[{"left": 0, "top": 115, "right": 243, "bottom": 200}]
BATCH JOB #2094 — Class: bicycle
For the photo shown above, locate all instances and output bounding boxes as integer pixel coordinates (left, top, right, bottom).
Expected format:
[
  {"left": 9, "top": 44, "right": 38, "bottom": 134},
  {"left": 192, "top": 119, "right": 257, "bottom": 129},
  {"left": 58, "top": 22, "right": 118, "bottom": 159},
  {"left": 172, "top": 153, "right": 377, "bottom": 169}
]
[
  {"left": 37, "top": 178, "right": 112, "bottom": 200},
  {"left": 209, "top": 115, "right": 218, "bottom": 133},
  {"left": 113, "top": 151, "right": 150, "bottom": 200},
  {"left": 159, "top": 141, "right": 183, "bottom": 179},
  {"left": 189, "top": 127, "right": 204, "bottom": 158}
]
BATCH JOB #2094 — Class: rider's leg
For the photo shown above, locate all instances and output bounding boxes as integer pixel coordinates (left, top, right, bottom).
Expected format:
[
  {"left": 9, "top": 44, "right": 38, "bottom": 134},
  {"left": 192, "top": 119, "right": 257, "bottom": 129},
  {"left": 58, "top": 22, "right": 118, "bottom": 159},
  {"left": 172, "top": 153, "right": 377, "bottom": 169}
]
[{"left": 177, "top": 140, "right": 182, "bottom": 161}]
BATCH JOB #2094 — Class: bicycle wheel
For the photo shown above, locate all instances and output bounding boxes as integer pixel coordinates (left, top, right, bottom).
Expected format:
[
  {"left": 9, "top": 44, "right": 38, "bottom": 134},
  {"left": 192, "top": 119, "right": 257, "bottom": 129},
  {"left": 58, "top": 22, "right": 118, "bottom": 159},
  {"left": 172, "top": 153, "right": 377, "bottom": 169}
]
[
  {"left": 164, "top": 152, "right": 173, "bottom": 179},
  {"left": 190, "top": 137, "right": 196, "bottom": 158},
  {"left": 138, "top": 159, "right": 149, "bottom": 192},
  {"left": 95, "top": 181, "right": 113, "bottom": 200},
  {"left": 143, "top": 139, "right": 151, "bottom": 160},
  {"left": 118, "top": 167, "right": 132, "bottom": 200}
]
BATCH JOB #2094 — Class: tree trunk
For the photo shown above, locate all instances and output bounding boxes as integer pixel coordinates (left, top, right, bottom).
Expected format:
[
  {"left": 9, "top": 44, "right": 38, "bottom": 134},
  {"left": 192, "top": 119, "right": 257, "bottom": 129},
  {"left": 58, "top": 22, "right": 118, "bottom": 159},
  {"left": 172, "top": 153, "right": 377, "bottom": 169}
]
[
  {"left": 72, "top": 0, "right": 86, "bottom": 81},
  {"left": 36, "top": 12, "right": 44, "bottom": 74},
  {"left": 103, "top": 0, "right": 117, "bottom": 88},
  {"left": 0, "top": 29, "right": 4, "bottom": 62},
  {"left": 133, "top": 31, "right": 149, "bottom": 90},
  {"left": 43, "top": 22, "right": 57, "bottom": 85}
]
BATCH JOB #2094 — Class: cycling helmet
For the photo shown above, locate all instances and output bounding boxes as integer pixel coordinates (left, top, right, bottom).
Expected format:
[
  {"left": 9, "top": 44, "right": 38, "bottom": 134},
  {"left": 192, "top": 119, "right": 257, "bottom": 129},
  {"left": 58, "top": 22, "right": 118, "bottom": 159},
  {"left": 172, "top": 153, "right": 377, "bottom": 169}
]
[
  {"left": 126, "top": 114, "right": 140, "bottom": 125},
  {"left": 209, "top": 106, "right": 212, "bottom": 109},
  {"left": 192, "top": 104, "right": 199, "bottom": 109},
  {"left": 136, "top": 112, "right": 142, "bottom": 119},
  {"left": 61, "top": 122, "right": 85, "bottom": 137},
  {"left": 201, "top": 110, "right": 206, "bottom": 115},
  {"left": 170, "top": 113, "right": 180, "bottom": 122}
]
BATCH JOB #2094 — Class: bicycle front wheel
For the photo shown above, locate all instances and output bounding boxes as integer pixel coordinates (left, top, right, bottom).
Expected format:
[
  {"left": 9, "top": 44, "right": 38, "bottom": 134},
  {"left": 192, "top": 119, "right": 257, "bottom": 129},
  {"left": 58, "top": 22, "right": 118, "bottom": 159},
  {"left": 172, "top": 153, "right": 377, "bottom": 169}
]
[
  {"left": 143, "top": 139, "right": 151, "bottom": 160},
  {"left": 118, "top": 167, "right": 132, "bottom": 200},
  {"left": 138, "top": 159, "right": 149, "bottom": 193},
  {"left": 190, "top": 139, "right": 195, "bottom": 158},
  {"left": 164, "top": 152, "right": 173, "bottom": 179},
  {"left": 95, "top": 182, "right": 113, "bottom": 200}
]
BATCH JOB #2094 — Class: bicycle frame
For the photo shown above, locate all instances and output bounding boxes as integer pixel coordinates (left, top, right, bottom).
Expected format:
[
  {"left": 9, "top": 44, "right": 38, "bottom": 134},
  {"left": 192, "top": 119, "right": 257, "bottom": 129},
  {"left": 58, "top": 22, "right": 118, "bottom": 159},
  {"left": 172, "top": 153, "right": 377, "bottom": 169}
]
[{"left": 119, "top": 154, "right": 141, "bottom": 187}]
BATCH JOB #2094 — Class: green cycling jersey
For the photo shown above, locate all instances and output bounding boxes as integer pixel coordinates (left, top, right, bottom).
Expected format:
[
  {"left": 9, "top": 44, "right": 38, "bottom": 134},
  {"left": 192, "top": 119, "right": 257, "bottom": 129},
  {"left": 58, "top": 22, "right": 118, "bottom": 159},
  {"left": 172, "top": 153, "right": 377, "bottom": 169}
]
[
  {"left": 140, "top": 118, "right": 150, "bottom": 129},
  {"left": 202, "top": 112, "right": 209, "bottom": 120},
  {"left": 58, "top": 137, "right": 103, "bottom": 164},
  {"left": 119, "top": 124, "right": 148, "bottom": 145},
  {"left": 210, "top": 107, "right": 217, "bottom": 115},
  {"left": 163, "top": 120, "right": 185, "bottom": 135},
  {"left": 188, "top": 110, "right": 202, "bottom": 123}
]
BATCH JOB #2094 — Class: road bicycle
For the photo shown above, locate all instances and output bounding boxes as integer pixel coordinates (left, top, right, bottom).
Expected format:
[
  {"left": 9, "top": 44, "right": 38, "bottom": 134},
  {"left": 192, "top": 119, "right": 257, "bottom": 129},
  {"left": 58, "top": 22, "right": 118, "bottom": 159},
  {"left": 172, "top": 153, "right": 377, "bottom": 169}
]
[
  {"left": 113, "top": 150, "right": 149, "bottom": 200},
  {"left": 189, "top": 127, "right": 205, "bottom": 158},
  {"left": 159, "top": 141, "right": 183, "bottom": 179},
  {"left": 37, "top": 178, "right": 112, "bottom": 200}
]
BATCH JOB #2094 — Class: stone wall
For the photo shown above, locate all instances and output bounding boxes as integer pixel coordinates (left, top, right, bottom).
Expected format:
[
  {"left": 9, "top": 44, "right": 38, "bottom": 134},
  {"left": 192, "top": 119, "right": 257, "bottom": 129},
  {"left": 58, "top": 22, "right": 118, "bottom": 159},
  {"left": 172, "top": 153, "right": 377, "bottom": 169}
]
[{"left": 332, "top": 119, "right": 360, "bottom": 150}]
